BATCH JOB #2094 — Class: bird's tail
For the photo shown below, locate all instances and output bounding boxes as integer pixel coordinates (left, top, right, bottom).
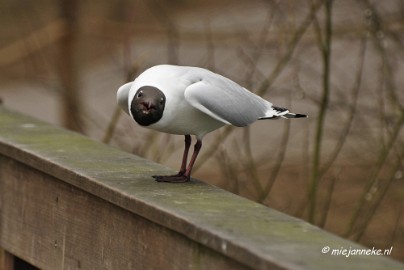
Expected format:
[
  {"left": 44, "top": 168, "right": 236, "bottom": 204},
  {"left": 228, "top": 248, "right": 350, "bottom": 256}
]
[{"left": 259, "top": 106, "right": 307, "bottom": 120}]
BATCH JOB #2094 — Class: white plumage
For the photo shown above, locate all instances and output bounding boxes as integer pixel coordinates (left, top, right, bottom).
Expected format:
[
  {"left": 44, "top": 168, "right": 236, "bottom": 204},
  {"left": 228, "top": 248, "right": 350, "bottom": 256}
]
[
  {"left": 117, "top": 64, "right": 306, "bottom": 182},
  {"left": 118, "top": 64, "right": 296, "bottom": 139}
]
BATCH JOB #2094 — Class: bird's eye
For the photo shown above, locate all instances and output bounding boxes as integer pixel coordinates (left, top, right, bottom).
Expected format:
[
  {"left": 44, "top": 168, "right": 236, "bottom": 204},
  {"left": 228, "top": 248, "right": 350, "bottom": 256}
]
[
  {"left": 160, "top": 98, "right": 164, "bottom": 105},
  {"left": 137, "top": 91, "right": 143, "bottom": 98}
]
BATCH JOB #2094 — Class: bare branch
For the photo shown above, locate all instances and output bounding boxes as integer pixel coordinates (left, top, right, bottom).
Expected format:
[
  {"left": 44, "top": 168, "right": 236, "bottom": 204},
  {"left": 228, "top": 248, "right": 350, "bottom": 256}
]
[{"left": 308, "top": 0, "right": 334, "bottom": 224}]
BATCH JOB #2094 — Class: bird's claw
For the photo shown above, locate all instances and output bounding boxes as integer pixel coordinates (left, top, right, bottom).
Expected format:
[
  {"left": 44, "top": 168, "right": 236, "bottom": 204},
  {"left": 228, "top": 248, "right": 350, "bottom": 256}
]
[{"left": 152, "top": 174, "right": 190, "bottom": 183}]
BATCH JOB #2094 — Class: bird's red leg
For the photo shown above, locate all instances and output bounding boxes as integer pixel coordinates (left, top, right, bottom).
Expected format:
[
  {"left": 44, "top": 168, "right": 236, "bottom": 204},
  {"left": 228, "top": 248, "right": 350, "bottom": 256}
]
[
  {"left": 153, "top": 135, "right": 194, "bottom": 183},
  {"left": 178, "top": 134, "right": 191, "bottom": 176},
  {"left": 183, "top": 139, "right": 202, "bottom": 180}
]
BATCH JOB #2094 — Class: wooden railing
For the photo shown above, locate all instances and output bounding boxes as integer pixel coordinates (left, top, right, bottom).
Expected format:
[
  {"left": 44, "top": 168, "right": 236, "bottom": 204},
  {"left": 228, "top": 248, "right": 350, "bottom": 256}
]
[{"left": 0, "top": 106, "right": 402, "bottom": 270}]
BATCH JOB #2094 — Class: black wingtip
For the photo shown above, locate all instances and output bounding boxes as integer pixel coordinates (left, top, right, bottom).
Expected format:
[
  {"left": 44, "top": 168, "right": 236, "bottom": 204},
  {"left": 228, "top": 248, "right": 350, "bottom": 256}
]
[{"left": 294, "top": 114, "right": 308, "bottom": 118}]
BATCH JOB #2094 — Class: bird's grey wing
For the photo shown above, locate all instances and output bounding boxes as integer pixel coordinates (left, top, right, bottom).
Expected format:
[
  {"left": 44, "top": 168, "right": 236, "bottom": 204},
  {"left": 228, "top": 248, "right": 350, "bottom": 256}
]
[
  {"left": 184, "top": 79, "right": 271, "bottom": 127},
  {"left": 117, "top": 82, "right": 133, "bottom": 115}
]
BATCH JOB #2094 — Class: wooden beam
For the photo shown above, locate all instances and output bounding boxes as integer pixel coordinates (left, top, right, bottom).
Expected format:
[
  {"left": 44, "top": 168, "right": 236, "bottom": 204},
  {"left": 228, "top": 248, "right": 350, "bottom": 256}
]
[{"left": 0, "top": 106, "right": 403, "bottom": 270}]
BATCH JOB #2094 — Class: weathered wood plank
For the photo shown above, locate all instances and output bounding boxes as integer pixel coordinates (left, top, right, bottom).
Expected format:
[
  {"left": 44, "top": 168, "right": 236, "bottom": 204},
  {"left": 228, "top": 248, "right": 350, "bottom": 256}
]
[
  {"left": 0, "top": 106, "right": 403, "bottom": 270},
  {"left": 0, "top": 156, "right": 248, "bottom": 270}
]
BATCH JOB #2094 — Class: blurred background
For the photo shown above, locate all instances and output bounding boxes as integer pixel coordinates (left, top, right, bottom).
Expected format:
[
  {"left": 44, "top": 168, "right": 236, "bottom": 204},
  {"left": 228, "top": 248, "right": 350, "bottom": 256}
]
[{"left": 0, "top": 0, "right": 403, "bottom": 262}]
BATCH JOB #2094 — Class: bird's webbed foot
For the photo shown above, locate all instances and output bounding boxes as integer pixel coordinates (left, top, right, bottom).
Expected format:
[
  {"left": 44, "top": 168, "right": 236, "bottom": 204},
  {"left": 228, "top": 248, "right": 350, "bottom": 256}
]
[{"left": 152, "top": 173, "right": 190, "bottom": 183}]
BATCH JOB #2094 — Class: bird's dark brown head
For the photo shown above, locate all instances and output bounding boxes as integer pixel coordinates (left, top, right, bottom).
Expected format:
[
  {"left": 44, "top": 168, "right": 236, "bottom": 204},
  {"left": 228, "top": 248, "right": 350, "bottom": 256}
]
[{"left": 130, "top": 86, "right": 166, "bottom": 126}]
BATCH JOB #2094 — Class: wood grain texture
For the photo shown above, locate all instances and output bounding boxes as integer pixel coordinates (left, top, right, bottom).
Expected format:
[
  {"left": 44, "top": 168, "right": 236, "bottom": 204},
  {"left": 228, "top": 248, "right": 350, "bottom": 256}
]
[
  {"left": 0, "top": 157, "right": 248, "bottom": 270},
  {"left": 0, "top": 106, "right": 403, "bottom": 270}
]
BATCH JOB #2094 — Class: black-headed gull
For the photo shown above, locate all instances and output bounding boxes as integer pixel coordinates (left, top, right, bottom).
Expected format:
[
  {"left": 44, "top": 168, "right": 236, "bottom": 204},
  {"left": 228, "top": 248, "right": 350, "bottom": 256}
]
[{"left": 117, "top": 65, "right": 307, "bottom": 183}]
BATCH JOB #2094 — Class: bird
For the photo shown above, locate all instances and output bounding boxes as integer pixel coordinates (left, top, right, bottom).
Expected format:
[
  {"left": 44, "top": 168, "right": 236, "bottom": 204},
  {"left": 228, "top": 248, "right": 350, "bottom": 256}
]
[{"left": 117, "top": 64, "right": 307, "bottom": 183}]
